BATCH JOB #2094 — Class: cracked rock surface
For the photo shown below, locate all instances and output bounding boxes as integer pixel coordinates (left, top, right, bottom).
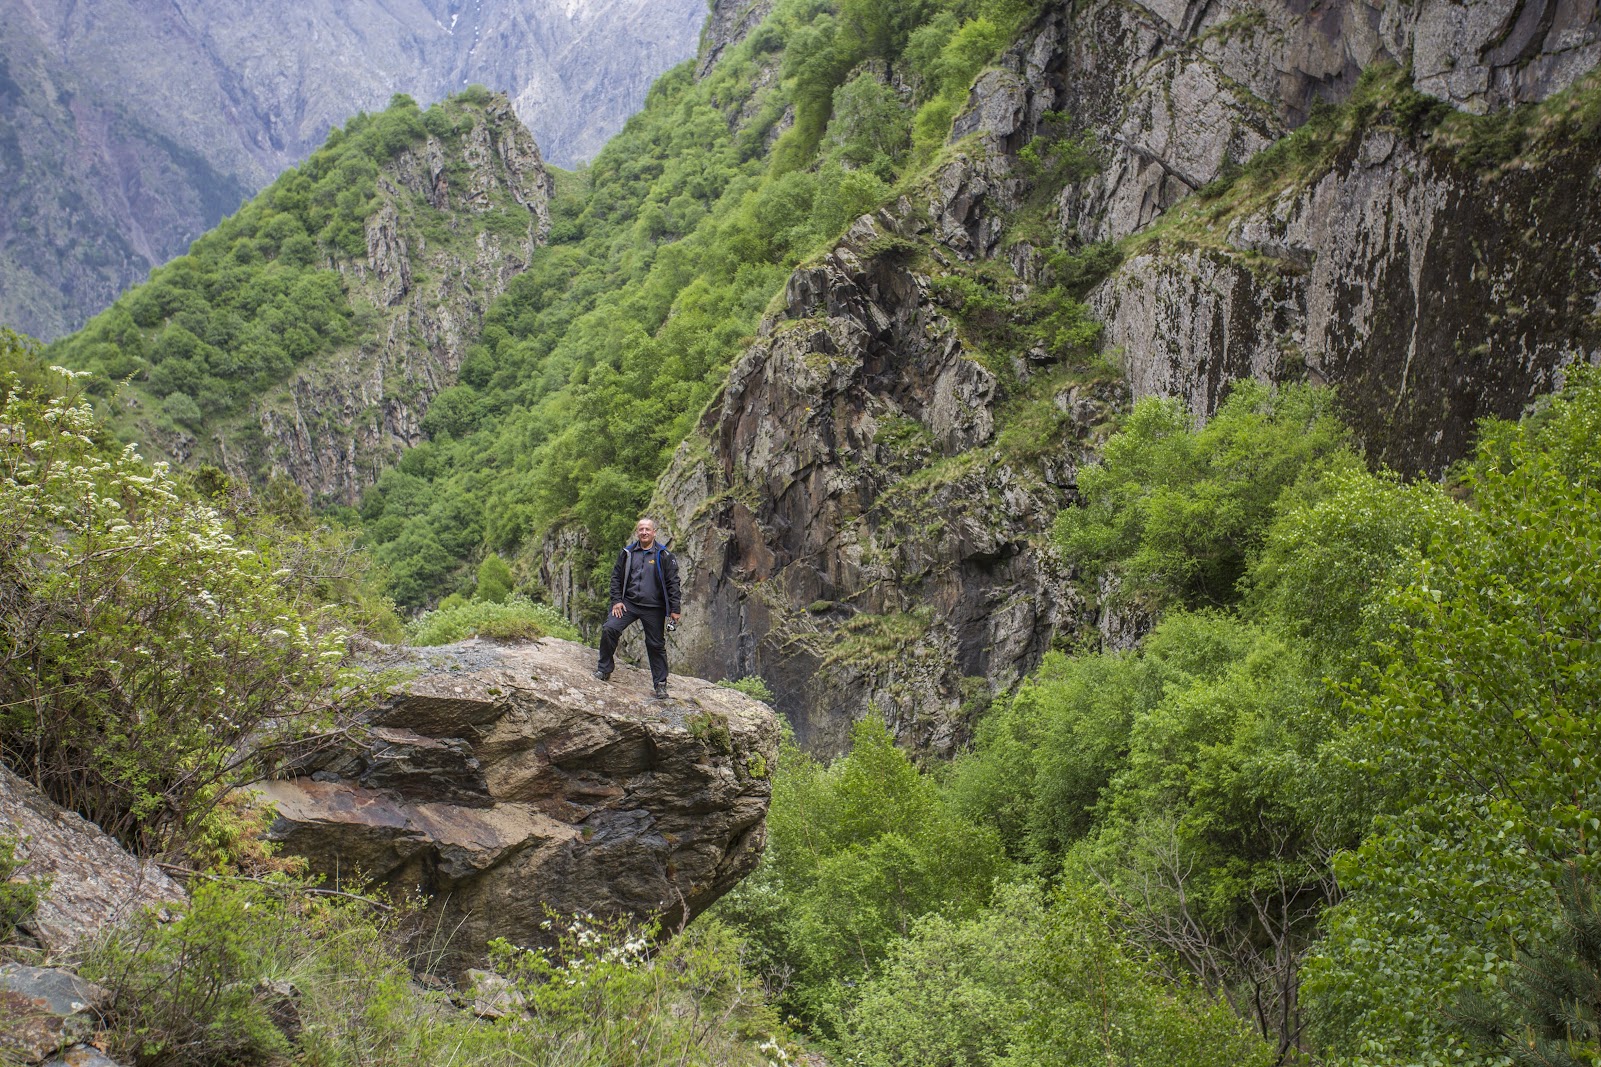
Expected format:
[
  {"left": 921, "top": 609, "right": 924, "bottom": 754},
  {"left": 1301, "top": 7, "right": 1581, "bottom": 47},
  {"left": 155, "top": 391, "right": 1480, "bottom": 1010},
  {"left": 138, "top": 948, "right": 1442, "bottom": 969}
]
[
  {"left": 259, "top": 637, "right": 779, "bottom": 972},
  {"left": 0, "top": 767, "right": 185, "bottom": 957}
]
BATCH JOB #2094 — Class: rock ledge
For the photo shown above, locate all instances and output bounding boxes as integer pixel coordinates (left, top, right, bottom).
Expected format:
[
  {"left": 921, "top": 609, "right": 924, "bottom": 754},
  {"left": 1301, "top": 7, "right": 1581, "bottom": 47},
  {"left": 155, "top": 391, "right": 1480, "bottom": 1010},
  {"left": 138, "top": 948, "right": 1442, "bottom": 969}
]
[{"left": 260, "top": 637, "right": 780, "bottom": 970}]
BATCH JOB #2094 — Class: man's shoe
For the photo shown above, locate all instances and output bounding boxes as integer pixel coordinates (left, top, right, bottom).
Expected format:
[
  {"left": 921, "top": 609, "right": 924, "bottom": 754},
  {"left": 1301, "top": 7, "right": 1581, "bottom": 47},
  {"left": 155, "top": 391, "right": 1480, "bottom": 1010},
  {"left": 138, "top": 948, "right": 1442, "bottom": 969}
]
[
  {"left": 653, "top": 682, "right": 668, "bottom": 699},
  {"left": 593, "top": 669, "right": 612, "bottom": 682}
]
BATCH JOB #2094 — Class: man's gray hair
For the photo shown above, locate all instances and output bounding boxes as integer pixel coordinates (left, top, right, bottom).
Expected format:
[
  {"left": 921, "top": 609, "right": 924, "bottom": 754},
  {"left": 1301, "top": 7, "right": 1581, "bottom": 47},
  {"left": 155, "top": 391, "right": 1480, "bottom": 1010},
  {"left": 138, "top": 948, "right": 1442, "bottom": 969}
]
[{"left": 635, "top": 517, "right": 658, "bottom": 530}]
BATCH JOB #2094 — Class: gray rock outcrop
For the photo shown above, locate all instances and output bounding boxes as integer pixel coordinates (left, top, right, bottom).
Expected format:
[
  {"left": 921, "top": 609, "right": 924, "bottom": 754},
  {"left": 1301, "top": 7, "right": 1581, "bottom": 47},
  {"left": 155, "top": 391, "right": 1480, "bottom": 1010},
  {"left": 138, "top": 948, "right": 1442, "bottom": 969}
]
[
  {"left": 0, "top": 767, "right": 185, "bottom": 957},
  {"left": 40, "top": 1046, "right": 127, "bottom": 1067},
  {"left": 0, "top": 965, "right": 111, "bottom": 1064},
  {"left": 1095, "top": 122, "right": 1601, "bottom": 474},
  {"left": 1030, "top": 0, "right": 1600, "bottom": 245},
  {"left": 259, "top": 638, "right": 779, "bottom": 971}
]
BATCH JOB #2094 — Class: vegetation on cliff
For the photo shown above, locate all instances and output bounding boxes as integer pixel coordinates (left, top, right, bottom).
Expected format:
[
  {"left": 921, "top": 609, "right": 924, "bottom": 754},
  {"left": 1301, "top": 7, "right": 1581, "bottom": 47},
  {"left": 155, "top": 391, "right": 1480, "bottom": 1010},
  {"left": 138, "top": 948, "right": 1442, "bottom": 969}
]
[
  {"left": 46, "top": 87, "right": 540, "bottom": 477},
  {"left": 10, "top": 0, "right": 1601, "bottom": 1063},
  {"left": 707, "top": 372, "right": 1601, "bottom": 1066},
  {"left": 353, "top": 0, "right": 1048, "bottom": 607}
]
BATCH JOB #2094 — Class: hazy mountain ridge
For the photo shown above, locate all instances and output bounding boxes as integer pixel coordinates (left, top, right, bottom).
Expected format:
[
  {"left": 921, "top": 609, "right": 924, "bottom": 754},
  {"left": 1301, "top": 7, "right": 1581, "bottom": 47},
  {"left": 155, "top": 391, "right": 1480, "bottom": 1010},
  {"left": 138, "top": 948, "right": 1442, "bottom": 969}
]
[{"left": 0, "top": 0, "right": 704, "bottom": 340}]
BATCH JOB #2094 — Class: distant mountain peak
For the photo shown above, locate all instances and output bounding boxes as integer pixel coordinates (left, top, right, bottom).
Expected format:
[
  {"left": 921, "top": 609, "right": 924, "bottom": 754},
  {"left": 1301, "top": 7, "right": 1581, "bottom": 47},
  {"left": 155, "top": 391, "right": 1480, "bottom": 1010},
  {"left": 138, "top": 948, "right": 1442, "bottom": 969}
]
[{"left": 0, "top": 0, "right": 706, "bottom": 340}]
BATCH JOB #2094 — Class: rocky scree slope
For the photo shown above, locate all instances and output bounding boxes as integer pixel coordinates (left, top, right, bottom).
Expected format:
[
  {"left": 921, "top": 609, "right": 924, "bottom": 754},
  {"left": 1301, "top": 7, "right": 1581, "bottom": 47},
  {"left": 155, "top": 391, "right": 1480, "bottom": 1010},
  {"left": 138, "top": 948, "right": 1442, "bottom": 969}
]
[
  {"left": 0, "top": 0, "right": 705, "bottom": 342},
  {"left": 260, "top": 637, "right": 780, "bottom": 972},
  {"left": 650, "top": 0, "right": 1601, "bottom": 754}
]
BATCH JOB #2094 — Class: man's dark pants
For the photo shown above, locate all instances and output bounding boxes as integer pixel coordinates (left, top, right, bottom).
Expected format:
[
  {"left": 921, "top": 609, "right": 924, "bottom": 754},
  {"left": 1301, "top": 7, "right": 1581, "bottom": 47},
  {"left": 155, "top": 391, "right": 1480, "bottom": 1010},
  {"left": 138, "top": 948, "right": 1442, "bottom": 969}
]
[{"left": 597, "top": 604, "right": 668, "bottom": 685}]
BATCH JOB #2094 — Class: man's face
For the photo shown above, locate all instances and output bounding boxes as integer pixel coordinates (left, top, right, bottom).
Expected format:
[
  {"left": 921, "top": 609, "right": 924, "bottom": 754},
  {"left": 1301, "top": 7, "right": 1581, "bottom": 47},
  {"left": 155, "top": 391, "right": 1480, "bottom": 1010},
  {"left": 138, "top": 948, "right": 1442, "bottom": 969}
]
[{"left": 636, "top": 521, "right": 656, "bottom": 547}]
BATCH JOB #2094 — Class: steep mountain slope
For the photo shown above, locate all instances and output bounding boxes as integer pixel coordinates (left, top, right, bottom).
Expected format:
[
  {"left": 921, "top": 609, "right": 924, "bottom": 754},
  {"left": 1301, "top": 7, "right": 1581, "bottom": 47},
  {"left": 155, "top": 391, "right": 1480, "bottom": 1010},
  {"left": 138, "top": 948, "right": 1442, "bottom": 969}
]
[
  {"left": 0, "top": 0, "right": 703, "bottom": 340},
  {"left": 653, "top": 0, "right": 1601, "bottom": 753},
  {"left": 51, "top": 91, "right": 553, "bottom": 500},
  {"left": 51, "top": 0, "right": 1601, "bottom": 754}
]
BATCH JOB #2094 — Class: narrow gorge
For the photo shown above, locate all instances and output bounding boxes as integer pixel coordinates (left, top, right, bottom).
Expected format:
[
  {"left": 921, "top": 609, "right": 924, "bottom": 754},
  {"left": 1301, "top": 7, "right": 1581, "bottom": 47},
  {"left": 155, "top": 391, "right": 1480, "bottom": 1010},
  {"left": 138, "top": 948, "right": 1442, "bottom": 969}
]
[{"left": 6, "top": 0, "right": 1601, "bottom": 1063}]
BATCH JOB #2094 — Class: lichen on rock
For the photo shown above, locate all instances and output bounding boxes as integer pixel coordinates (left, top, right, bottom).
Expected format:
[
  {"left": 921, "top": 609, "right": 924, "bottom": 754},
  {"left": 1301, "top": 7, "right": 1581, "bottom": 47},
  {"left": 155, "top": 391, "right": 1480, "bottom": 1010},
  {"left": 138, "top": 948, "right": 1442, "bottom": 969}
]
[{"left": 0, "top": 767, "right": 185, "bottom": 957}]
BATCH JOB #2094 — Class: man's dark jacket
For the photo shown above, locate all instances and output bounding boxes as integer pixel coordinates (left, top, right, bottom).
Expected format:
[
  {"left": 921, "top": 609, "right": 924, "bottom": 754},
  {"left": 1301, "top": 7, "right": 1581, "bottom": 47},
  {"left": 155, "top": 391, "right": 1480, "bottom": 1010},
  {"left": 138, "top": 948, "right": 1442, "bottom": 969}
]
[{"left": 609, "top": 541, "right": 682, "bottom": 615}]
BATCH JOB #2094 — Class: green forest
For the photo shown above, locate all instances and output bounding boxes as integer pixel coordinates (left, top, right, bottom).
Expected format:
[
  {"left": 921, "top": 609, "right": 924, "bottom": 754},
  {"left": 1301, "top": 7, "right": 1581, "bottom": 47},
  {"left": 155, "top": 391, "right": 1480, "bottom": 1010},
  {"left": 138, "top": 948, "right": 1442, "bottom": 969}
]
[
  {"left": 713, "top": 374, "right": 1601, "bottom": 1064},
  {"left": 6, "top": 0, "right": 1601, "bottom": 1062},
  {"left": 9, "top": 321, "right": 1600, "bottom": 1064}
]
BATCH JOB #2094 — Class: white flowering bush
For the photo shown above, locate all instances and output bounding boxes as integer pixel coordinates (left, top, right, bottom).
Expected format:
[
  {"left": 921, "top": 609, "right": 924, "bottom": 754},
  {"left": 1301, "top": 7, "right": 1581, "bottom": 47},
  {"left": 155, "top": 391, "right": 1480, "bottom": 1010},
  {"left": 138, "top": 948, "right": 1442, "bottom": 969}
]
[
  {"left": 0, "top": 357, "right": 378, "bottom": 854},
  {"left": 485, "top": 910, "right": 795, "bottom": 1067}
]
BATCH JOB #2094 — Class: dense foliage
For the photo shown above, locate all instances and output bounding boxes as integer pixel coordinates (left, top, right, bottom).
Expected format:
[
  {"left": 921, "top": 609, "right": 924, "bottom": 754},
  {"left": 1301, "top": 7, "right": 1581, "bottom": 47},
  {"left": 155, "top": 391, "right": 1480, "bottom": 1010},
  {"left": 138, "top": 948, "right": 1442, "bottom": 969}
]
[
  {"left": 1306, "top": 369, "right": 1601, "bottom": 1064},
  {"left": 714, "top": 717, "right": 1009, "bottom": 1034},
  {"left": 82, "top": 878, "right": 790, "bottom": 1067},
  {"left": 714, "top": 717, "right": 1273, "bottom": 1061},
  {"left": 1056, "top": 381, "right": 1352, "bottom": 610},
  {"left": 712, "top": 374, "right": 1601, "bottom": 1066},
  {"left": 406, "top": 593, "right": 580, "bottom": 646},
  {"left": 355, "top": 0, "right": 1047, "bottom": 607},
  {"left": 0, "top": 331, "right": 391, "bottom": 854}
]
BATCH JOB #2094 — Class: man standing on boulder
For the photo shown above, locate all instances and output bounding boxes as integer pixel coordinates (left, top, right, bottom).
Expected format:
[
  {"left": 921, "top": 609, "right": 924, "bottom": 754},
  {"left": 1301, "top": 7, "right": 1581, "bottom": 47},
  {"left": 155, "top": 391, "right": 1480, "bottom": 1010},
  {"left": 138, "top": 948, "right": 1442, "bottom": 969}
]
[{"left": 594, "top": 518, "right": 682, "bottom": 698}]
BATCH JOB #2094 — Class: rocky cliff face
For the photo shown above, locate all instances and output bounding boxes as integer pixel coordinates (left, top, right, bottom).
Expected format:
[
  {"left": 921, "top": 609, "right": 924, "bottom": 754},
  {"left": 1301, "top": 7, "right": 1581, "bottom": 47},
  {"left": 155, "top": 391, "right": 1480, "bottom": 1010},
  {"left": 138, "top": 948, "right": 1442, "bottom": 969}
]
[
  {"left": 1097, "top": 113, "right": 1601, "bottom": 474},
  {"left": 260, "top": 638, "right": 779, "bottom": 972},
  {"left": 650, "top": 0, "right": 1601, "bottom": 754},
  {"left": 196, "top": 97, "right": 553, "bottom": 503},
  {"left": 1046, "top": 0, "right": 1601, "bottom": 243},
  {"left": 697, "top": 0, "right": 779, "bottom": 78},
  {"left": 0, "top": 0, "right": 705, "bottom": 341},
  {"left": 655, "top": 206, "right": 1117, "bottom": 755}
]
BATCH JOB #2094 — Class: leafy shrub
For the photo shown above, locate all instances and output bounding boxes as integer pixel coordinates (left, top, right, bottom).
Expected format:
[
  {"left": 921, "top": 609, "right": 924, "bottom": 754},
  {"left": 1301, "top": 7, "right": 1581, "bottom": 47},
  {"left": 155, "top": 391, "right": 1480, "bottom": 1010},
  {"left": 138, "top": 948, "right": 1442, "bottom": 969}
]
[
  {"left": 823, "top": 74, "right": 908, "bottom": 172},
  {"left": 473, "top": 552, "right": 515, "bottom": 603},
  {"left": 491, "top": 911, "right": 792, "bottom": 1067},
  {"left": 1244, "top": 462, "right": 1451, "bottom": 666},
  {"left": 712, "top": 717, "right": 1010, "bottom": 1034},
  {"left": 718, "top": 675, "right": 776, "bottom": 703},
  {"left": 82, "top": 878, "right": 791, "bottom": 1067},
  {"left": 1304, "top": 369, "right": 1601, "bottom": 1065},
  {"left": 843, "top": 881, "right": 1274, "bottom": 1067},
  {"left": 0, "top": 368, "right": 379, "bottom": 854},
  {"left": 1055, "top": 381, "right": 1353, "bottom": 610},
  {"left": 0, "top": 833, "right": 48, "bottom": 945},
  {"left": 406, "top": 593, "right": 579, "bottom": 645}
]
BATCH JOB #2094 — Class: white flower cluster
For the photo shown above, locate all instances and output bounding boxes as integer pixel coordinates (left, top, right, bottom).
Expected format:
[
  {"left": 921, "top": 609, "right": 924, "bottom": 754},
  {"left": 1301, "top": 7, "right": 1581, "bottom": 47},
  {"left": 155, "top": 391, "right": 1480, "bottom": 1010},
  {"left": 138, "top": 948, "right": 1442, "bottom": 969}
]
[{"left": 757, "top": 1037, "right": 792, "bottom": 1066}]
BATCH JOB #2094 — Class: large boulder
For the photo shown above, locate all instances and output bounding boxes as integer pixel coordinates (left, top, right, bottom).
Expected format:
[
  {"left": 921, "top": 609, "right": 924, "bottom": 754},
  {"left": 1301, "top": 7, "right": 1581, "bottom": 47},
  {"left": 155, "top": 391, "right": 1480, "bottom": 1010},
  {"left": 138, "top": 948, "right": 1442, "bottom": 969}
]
[
  {"left": 0, "top": 767, "right": 185, "bottom": 956},
  {"left": 259, "top": 637, "right": 780, "bottom": 971}
]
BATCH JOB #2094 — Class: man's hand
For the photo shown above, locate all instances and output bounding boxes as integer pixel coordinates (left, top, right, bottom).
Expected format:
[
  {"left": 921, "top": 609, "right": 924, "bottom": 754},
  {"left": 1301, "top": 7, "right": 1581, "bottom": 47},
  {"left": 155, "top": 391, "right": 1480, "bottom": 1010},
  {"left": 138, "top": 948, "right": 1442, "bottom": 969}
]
[
  {"left": 611, "top": 603, "right": 625, "bottom": 618},
  {"left": 670, "top": 612, "right": 681, "bottom": 622}
]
